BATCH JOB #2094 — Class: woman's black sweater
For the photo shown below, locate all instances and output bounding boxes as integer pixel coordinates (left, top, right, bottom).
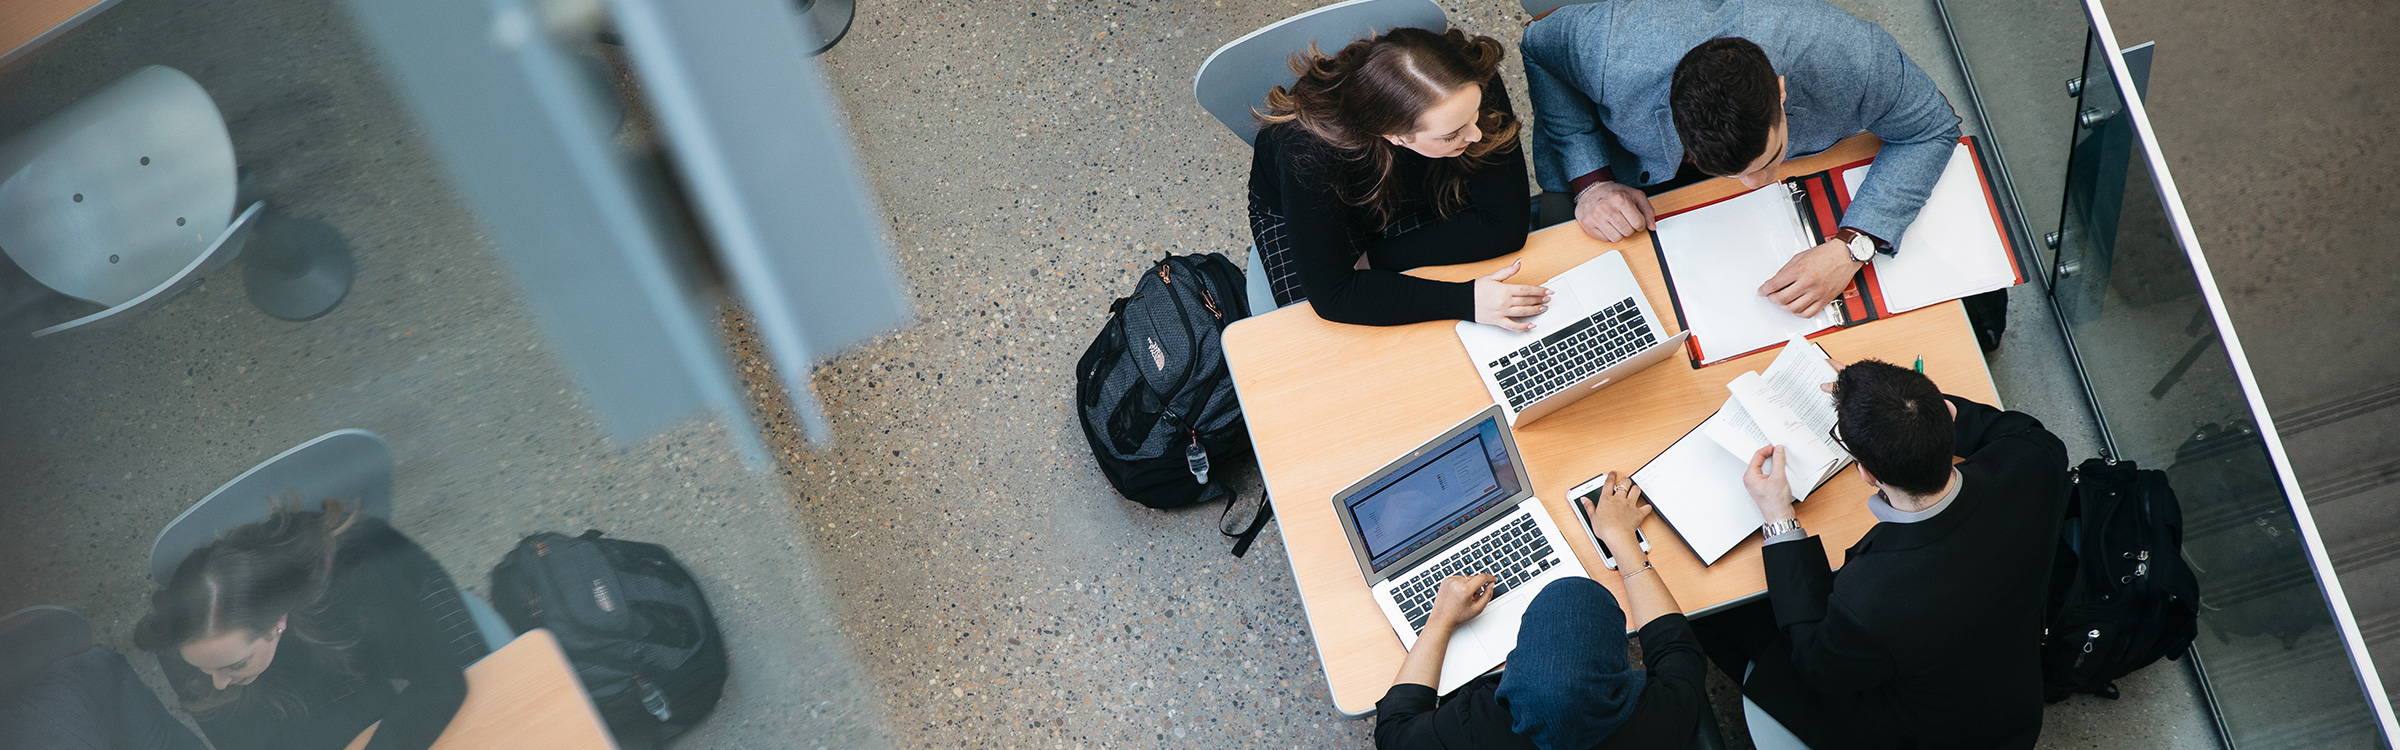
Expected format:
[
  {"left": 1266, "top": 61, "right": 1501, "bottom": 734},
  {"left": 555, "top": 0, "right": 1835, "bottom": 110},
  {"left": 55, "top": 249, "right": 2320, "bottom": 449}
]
[
  {"left": 159, "top": 518, "right": 477, "bottom": 750},
  {"left": 1246, "top": 79, "right": 1530, "bottom": 326}
]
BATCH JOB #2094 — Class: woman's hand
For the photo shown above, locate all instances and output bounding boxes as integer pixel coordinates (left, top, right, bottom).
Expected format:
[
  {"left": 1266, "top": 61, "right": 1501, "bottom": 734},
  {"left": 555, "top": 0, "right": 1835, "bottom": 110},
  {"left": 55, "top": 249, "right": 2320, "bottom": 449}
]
[
  {"left": 1473, "top": 261, "right": 1552, "bottom": 332},
  {"left": 1580, "top": 479, "right": 1651, "bottom": 537},
  {"left": 1426, "top": 574, "right": 1497, "bottom": 631}
]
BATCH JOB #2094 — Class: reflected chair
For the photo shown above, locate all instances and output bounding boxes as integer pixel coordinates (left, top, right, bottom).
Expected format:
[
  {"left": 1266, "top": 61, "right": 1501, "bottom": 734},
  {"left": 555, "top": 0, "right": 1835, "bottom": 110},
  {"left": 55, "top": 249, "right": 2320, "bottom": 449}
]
[
  {"left": 0, "top": 606, "right": 93, "bottom": 693},
  {"left": 0, "top": 66, "right": 270, "bottom": 337},
  {"left": 1193, "top": 0, "right": 1450, "bottom": 314},
  {"left": 147, "top": 430, "right": 515, "bottom": 659}
]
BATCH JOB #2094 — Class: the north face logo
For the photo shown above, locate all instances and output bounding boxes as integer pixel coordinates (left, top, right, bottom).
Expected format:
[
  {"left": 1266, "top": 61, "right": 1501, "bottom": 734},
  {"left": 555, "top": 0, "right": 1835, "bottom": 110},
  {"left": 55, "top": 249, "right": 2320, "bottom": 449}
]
[
  {"left": 592, "top": 579, "right": 616, "bottom": 612},
  {"left": 1148, "top": 338, "right": 1167, "bottom": 371}
]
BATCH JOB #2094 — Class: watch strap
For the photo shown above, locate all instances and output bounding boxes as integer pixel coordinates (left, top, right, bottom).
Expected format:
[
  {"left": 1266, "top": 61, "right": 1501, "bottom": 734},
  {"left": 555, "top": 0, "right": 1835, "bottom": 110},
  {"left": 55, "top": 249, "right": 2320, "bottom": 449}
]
[{"left": 1762, "top": 518, "right": 1805, "bottom": 538}]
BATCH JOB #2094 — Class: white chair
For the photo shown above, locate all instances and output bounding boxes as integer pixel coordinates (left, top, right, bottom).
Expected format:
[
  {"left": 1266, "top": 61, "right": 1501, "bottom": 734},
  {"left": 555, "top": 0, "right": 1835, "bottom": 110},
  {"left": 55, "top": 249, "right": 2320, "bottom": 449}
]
[
  {"left": 1192, "top": 0, "right": 1449, "bottom": 146},
  {"left": 0, "top": 66, "right": 265, "bottom": 337},
  {"left": 1195, "top": 0, "right": 1449, "bottom": 313},
  {"left": 1742, "top": 664, "right": 1814, "bottom": 749},
  {"left": 148, "top": 430, "right": 515, "bottom": 656}
]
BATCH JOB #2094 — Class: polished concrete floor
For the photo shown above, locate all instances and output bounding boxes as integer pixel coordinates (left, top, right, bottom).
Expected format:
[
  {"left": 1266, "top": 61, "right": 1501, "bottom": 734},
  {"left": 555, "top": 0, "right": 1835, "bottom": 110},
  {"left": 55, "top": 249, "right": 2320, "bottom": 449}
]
[{"left": 5, "top": 0, "right": 2384, "bottom": 747}]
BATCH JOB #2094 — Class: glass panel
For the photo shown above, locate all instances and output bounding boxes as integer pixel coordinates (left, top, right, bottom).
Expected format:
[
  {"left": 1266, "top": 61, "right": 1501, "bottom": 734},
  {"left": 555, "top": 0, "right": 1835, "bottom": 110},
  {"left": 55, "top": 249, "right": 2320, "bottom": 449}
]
[
  {"left": 2051, "top": 31, "right": 2384, "bottom": 749},
  {"left": 0, "top": 2, "right": 889, "bottom": 747},
  {"left": 1933, "top": 0, "right": 2087, "bottom": 281}
]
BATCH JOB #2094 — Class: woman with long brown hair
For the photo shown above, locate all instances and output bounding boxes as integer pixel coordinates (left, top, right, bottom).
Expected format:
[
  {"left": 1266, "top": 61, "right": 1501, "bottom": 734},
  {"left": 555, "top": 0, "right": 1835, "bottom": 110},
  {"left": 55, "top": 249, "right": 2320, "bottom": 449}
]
[
  {"left": 134, "top": 504, "right": 486, "bottom": 750},
  {"left": 1249, "top": 27, "right": 1550, "bottom": 329}
]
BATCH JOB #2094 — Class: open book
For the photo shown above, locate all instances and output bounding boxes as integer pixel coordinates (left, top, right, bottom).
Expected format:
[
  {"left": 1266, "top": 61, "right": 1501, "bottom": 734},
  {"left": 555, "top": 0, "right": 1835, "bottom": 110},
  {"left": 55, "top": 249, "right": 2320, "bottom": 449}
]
[{"left": 1632, "top": 339, "right": 1852, "bottom": 565}]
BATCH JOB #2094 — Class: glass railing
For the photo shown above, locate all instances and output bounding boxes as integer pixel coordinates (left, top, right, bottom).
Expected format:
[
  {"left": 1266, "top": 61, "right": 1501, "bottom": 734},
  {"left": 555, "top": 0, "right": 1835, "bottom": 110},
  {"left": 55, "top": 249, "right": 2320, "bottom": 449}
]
[{"left": 1937, "top": 0, "right": 2398, "bottom": 746}]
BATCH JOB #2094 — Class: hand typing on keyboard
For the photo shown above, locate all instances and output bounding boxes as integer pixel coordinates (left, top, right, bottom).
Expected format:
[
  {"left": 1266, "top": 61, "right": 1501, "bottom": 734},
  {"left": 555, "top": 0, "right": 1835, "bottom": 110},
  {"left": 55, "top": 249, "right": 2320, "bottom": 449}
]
[{"left": 1425, "top": 573, "right": 1498, "bottom": 633}]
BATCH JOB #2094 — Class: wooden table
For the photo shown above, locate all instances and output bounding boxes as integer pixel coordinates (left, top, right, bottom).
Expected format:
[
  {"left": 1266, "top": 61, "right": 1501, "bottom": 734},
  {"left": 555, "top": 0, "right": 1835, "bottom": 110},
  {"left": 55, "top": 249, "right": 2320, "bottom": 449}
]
[
  {"left": 345, "top": 629, "right": 618, "bottom": 750},
  {"left": 1221, "top": 134, "right": 2000, "bottom": 717},
  {"left": 0, "top": 0, "right": 119, "bottom": 69}
]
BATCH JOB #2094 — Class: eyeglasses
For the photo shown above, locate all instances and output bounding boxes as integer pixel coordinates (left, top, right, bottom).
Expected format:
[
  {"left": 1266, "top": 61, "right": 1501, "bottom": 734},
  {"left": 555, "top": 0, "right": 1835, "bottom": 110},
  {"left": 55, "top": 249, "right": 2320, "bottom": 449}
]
[{"left": 1827, "top": 423, "right": 1851, "bottom": 454}]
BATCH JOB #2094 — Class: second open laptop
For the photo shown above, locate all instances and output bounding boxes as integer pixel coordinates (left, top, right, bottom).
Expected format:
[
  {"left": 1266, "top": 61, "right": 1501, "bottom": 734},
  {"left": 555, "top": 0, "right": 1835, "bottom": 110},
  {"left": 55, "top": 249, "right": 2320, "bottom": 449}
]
[
  {"left": 1455, "top": 251, "right": 1690, "bottom": 426},
  {"left": 1333, "top": 405, "right": 1589, "bottom": 695}
]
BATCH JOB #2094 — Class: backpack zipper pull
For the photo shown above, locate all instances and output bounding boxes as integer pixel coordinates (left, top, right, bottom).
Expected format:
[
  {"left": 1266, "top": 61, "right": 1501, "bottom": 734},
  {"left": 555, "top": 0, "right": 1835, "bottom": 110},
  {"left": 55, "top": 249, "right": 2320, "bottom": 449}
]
[
  {"left": 1185, "top": 430, "right": 1210, "bottom": 485},
  {"left": 2071, "top": 629, "right": 2100, "bottom": 669}
]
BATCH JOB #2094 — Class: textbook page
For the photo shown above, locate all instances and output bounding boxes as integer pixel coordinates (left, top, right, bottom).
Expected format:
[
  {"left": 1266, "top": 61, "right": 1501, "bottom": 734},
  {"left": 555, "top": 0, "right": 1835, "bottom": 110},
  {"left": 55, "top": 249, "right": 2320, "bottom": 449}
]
[
  {"left": 1654, "top": 186, "right": 1841, "bottom": 363},
  {"left": 1843, "top": 144, "right": 2017, "bottom": 314},
  {"left": 1633, "top": 406, "right": 1769, "bottom": 566},
  {"left": 1724, "top": 340, "right": 1850, "bottom": 499}
]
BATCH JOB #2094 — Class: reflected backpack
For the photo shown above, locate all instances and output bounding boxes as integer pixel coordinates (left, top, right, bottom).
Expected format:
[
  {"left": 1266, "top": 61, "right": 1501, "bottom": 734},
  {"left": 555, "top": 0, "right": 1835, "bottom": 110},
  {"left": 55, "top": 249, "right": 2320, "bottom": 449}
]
[
  {"left": 1076, "top": 253, "right": 1251, "bottom": 509},
  {"left": 2040, "top": 457, "right": 2201, "bottom": 701},
  {"left": 490, "top": 530, "right": 727, "bottom": 749}
]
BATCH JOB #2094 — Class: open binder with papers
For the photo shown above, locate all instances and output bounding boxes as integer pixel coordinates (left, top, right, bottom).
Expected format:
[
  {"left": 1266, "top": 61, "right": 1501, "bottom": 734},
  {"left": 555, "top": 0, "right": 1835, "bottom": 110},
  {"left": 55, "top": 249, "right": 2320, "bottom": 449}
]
[
  {"left": 1652, "top": 138, "right": 2022, "bottom": 366},
  {"left": 1632, "top": 339, "right": 1851, "bottom": 565}
]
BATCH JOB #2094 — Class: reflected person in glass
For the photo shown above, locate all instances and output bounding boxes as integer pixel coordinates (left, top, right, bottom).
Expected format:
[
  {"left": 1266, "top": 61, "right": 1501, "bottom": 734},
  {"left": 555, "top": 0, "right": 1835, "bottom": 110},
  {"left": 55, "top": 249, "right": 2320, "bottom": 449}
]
[{"left": 135, "top": 503, "right": 482, "bottom": 750}]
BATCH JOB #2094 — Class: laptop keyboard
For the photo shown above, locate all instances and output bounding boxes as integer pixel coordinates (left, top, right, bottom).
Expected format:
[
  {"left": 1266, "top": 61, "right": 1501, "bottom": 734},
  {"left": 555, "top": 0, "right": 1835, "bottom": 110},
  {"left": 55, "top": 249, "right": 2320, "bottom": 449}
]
[
  {"left": 1391, "top": 514, "right": 1560, "bottom": 633},
  {"left": 1487, "top": 298, "right": 1655, "bottom": 411}
]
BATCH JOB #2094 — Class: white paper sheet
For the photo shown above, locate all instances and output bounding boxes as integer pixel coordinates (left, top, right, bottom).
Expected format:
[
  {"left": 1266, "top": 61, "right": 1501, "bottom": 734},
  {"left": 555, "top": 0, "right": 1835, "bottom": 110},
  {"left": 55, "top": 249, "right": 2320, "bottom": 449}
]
[
  {"left": 1633, "top": 406, "right": 1770, "bottom": 566},
  {"left": 1725, "top": 340, "right": 1849, "bottom": 499},
  {"left": 1844, "top": 144, "right": 2019, "bottom": 314},
  {"left": 1653, "top": 187, "right": 1841, "bottom": 364}
]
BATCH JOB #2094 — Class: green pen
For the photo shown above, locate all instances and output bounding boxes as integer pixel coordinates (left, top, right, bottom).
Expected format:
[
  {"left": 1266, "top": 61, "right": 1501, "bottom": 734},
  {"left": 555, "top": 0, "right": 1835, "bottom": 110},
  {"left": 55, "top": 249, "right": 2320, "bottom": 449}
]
[{"left": 1914, "top": 356, "right": 1924, "bottom": 372}]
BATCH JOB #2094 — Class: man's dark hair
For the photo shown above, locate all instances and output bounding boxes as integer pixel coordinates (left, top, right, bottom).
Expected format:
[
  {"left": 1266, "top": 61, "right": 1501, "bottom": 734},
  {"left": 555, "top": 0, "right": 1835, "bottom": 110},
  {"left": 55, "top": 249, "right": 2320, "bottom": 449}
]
[
  {"left": 1832, "top": 360, "right": 1954, "bottom": 496},
  {"left": 1669, "top": 37, "right": 1783, "bottom": 176}
]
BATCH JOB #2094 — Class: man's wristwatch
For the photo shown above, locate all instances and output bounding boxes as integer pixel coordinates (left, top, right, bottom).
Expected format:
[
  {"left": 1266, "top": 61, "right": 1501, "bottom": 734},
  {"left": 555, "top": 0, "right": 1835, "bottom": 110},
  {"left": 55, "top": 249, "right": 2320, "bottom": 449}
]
[
  {"left": 1837, "top": 228, "right": 1878, "bottom": 263},
  {"left": 1761, "top": 518, "right": 1805, "bottom": 538}
]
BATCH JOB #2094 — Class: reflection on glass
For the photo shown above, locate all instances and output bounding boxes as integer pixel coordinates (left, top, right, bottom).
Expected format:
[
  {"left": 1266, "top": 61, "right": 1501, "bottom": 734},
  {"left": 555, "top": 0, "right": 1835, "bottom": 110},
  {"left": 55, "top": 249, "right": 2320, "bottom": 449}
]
[
  {"left": 1933, "top": 0, "right": 2087, "bottom": 280},
  {"left": 2052, "top": 44, "right": 2381, "bottom": 747}
]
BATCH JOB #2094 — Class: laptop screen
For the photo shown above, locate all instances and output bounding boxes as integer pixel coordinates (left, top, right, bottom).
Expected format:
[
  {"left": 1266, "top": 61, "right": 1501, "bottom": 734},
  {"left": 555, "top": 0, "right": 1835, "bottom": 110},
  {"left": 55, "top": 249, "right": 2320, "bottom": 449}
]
[{"left": 1342, "top": 416, "right": 1522, "bottom": 571}]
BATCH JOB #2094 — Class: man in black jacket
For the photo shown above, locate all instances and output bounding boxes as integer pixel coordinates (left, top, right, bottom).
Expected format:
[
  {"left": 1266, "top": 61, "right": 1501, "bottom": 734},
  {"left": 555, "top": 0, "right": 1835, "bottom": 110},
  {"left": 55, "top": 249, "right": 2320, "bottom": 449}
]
[{"left": 1696, "top": 358, "right": 2068, "bottom": 749}]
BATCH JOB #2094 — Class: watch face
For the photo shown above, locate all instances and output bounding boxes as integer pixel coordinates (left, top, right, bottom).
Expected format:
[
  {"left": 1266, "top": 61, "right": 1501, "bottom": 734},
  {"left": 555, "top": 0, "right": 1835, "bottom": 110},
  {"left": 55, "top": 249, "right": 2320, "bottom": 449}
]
[{"left": 1849, "top": 236, "right": 1875, "bottom": 262}]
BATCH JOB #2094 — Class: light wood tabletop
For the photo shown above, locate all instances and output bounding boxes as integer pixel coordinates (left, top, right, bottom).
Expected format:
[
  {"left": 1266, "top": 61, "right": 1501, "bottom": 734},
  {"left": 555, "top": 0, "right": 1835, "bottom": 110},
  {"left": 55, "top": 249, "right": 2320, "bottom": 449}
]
[
  {"left": 344, "top": 629, "right": 618, "bottom": 750},
  {"left": 0, "top": 0, "right": 119, "bottom": 68},
  {"left": 1220, "top": 134, "right": 2000, "bottom": 717}
]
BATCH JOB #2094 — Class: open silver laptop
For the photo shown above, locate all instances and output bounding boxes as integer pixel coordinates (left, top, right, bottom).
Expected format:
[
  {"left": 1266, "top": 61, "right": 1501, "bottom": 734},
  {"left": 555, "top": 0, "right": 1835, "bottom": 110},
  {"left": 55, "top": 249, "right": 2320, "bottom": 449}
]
[
  {"left": 1333, "top": 405, "right": 1588, "bottom": 694},
  {"left": 1455, "top": 251, "right": 1690, "bottom": 426}
]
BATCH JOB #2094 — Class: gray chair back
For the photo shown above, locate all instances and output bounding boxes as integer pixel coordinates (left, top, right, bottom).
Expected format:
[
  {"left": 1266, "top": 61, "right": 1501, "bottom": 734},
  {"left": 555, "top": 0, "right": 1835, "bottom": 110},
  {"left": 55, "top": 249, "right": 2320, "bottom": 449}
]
[
  {"left": 1519, "top": 0, "right": 1595, "bottom": 18},
  {"left": 0, "top": 66, "right": 239, "bottom": 307},
  {"left": 1192, "top": 0, "right": 1449, "bottom": 145},
  {"left": 148, "top": 429, "right": 394, "bottom": 584},
  {"left": 0, "top": 606, "right": 92, "bottom": 691},
  {"left": 34, "top": 201, "right": 264, "bottom": 337}
]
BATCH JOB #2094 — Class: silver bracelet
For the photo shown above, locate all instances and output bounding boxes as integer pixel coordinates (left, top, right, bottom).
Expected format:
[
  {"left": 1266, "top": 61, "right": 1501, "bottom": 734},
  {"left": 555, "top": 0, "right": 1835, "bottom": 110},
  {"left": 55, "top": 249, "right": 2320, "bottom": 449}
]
[{"left": 1619, "top": 561, "right": 1653, "bottom": 581}]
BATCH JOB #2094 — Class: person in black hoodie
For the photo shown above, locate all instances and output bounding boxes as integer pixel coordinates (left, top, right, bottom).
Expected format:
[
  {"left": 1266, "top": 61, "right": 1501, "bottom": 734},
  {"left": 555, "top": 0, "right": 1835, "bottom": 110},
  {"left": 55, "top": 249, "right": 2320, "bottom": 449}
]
[
  {"left": 1701, "top": 358, "right": 2069, "bottom": 749},
  {"left": 1248, "top": 26, "right": 1550, "bottom": 329},
  {"left": 1374, "top": 480, "right": 1711, "bottom": 750},
  {"left": 135, "top": 503, "right": 488, "bottom": 750}
]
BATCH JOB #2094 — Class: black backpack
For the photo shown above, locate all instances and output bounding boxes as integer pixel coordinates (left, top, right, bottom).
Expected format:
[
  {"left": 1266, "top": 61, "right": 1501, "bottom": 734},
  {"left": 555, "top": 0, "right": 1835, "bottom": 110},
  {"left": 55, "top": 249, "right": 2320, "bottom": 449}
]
[
  {"left": 2039, "top": 457, "right": 2201, "bottom": 701},
  {"left": 1076, "top": 253, "right": 1251, "bottom": 509},
  {"left": 490, "top": 531, "right": 728, "bottom": 749}
]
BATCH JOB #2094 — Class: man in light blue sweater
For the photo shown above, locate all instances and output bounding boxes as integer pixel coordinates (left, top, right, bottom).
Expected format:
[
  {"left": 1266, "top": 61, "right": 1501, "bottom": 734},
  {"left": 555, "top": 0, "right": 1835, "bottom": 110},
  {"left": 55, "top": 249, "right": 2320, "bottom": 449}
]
[{"left": 1522, "top": 0, "right": 1960, "bottom": 317}]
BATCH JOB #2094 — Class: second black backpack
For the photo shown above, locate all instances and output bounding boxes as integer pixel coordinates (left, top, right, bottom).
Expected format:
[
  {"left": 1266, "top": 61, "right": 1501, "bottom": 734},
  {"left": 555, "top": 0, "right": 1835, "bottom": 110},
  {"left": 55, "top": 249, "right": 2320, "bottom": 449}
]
[
  {"left": 490, "top": 531, "right": 728, "bottom": 749},
  {"left": 1076, "top": 252, "right": 1252, "bottom": 509},
  {"left": 2039, "top": 457, "right": 2201, "bottom": 701}
]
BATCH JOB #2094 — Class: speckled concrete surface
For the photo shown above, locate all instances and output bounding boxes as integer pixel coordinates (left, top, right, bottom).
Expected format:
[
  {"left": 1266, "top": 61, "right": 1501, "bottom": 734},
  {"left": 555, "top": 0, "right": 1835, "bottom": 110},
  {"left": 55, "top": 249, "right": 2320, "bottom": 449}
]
[
  {"left": 0, "top": 0, "right": 2250, "bottom": 748},
  {"left": 784, "top": 0, "right": 2212, "bottom": 748},
  {"left": 0, "top": 1, "right": 890, "bottom": 747}
]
